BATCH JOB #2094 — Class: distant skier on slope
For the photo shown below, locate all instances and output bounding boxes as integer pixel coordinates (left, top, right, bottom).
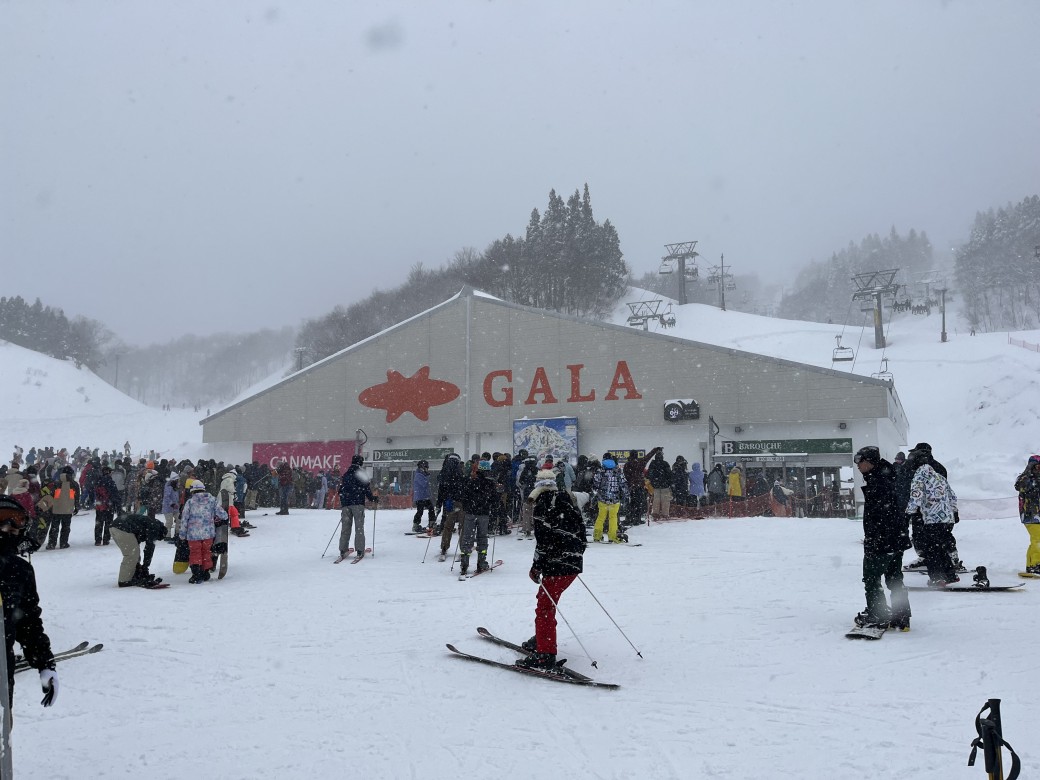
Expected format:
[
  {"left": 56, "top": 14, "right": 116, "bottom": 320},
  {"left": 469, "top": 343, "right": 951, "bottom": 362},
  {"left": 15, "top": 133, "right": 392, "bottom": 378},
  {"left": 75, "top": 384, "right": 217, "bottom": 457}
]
[
  {"left": 852, "top": 447, "right": 912, "bottom": 631},
  {"left": 517, "top": 471, "right": 587, "bottom": 671}
]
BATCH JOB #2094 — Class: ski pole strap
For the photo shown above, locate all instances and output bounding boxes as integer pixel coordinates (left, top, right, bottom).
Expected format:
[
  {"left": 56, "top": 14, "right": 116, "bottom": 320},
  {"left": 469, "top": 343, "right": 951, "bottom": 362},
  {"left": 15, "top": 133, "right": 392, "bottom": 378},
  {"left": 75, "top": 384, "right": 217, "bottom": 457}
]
[{"left": 967, "top": 702, "right": 1021, "bottom": 780}]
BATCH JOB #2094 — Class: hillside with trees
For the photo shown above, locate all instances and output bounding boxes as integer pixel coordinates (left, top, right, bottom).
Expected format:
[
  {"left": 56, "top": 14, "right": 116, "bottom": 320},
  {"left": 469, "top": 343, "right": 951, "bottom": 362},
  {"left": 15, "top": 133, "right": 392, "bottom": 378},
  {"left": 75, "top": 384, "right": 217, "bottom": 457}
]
[
  {"left": 295, "top": 184, "right": 629, "bottom": 365},
  {"left": 776, "top": 228, "right": 936, "bottom": 324},
  {"left": 954, "top": 195, "right": 1040, "bottom": 331},
  {"left": 0, "top": 295, "right": 111, "bottom": 370}
]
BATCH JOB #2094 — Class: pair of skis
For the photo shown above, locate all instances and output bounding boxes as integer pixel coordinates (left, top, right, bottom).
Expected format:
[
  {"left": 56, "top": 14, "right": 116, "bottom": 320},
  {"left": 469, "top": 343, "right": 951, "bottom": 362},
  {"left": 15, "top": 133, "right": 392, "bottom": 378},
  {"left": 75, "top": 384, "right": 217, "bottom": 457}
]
[
  {"left": 333, "top": 547, "right": 372, "bottom": 564},
  {"left": 457, "top": 560, "right": 503, "bottom": 580},
  {"left": 14, "top": 641, "right": 104, "bottom": 674},
  {"left": 446, "top": 627, "right": 619, "bottom": 689}
]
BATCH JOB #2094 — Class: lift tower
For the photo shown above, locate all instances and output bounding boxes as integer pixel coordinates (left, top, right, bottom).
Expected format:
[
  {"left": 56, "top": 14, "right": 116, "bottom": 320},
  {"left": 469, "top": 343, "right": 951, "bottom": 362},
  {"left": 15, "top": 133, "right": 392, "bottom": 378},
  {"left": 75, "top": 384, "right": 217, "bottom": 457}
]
[{"left": 851, "top": 269, "right": 900, "bottom": 349}]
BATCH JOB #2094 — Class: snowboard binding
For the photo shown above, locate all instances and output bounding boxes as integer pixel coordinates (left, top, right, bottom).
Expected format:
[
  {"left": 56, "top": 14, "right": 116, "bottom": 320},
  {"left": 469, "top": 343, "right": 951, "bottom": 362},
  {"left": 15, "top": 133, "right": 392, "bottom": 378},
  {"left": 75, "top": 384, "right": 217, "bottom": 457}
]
[{"left": 972, "top": 565, "right": 990, "bottom": 589}]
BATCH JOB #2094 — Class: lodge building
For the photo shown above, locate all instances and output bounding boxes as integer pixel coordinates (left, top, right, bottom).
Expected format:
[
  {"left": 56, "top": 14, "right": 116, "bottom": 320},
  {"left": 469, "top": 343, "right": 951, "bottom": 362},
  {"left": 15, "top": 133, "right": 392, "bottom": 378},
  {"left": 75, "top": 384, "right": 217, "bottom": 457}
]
[{"left": 200, "top": 288, "right": 908, "bottom": 503}]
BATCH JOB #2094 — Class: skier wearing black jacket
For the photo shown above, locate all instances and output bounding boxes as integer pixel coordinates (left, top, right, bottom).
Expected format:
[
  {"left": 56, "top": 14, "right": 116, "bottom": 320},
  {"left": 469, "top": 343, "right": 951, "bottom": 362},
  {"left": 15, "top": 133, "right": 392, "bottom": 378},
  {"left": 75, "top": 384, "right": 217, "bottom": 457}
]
[
  {"left": 436, "top": 453, "right": 466, "bottom": 561},
  {"left": 0, "top": 495, "right": 57, "bottom": 708},
  {"left": 517, "top": 474, "right": 588, "bottom": 670},
  {"left": 853, "top": 446, "right": 912, "bottom": 630},
  {"left": 459, "top": 460, "right": 498, "bottom": 575}
]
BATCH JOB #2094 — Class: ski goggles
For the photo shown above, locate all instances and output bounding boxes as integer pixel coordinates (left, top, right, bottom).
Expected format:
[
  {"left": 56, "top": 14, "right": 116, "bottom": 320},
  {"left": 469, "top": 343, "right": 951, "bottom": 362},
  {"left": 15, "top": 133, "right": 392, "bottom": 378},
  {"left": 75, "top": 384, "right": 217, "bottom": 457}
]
[
  {"left": 0, "top": 506, "right": 27, "bottom": 532},
  {"left": 853, "top": 447, "right": 880, "bottom": 464}
]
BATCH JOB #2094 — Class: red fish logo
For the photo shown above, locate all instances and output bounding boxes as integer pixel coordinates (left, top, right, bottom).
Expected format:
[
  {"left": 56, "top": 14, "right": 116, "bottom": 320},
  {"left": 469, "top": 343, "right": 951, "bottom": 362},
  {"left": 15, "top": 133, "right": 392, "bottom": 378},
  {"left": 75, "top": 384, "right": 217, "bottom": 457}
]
[{"left": 359, "top": 366, "right": 461, "bottom": 422}]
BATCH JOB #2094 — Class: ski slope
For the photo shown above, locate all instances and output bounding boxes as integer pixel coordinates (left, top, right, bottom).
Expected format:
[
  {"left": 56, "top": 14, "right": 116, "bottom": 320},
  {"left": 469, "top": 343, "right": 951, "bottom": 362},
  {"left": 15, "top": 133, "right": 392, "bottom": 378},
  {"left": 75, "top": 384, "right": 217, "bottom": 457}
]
[{"left": 4, "top": 298, "right": 1040, "bottom": 778}]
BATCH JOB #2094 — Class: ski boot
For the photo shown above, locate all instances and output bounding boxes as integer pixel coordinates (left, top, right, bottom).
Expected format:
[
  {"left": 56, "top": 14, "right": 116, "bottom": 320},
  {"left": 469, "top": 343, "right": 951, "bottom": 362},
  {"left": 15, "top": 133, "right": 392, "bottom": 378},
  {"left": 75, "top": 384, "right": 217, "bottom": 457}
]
[
  {"left": 459, "top": 554, "right": 469, "bottom": 576},
  {"left": 412, "top": 524, "right": 423, "bottom": 533},
  {"left": 521, "top": 636, "right": 537, "bottom": 652},
  {"left": 515, "top": 652, "right": 558, "bottom": 671},
  {"left": 1028, "top": 564, "right": 1040, "bottom": 575},
  {"left": 476, "top": 555, "right": 490, "bottom": 573},
  {"left": 904, "top": 558, "right": 927, "bottom": 570}
]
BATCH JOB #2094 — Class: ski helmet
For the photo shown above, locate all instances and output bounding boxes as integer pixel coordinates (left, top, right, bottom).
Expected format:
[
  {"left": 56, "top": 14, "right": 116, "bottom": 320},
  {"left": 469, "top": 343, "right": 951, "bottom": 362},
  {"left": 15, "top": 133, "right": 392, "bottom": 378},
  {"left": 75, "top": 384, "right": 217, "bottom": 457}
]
[{"left": 351, "top": 454, "right": 364, "bottom": 467}]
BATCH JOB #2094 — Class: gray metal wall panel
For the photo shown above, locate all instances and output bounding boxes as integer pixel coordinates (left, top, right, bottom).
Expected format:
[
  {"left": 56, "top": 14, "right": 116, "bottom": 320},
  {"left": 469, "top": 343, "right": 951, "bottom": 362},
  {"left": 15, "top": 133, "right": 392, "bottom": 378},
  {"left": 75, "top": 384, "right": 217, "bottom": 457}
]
[{"left": 202, "top": 294, "right": 903, "bottom": 446}]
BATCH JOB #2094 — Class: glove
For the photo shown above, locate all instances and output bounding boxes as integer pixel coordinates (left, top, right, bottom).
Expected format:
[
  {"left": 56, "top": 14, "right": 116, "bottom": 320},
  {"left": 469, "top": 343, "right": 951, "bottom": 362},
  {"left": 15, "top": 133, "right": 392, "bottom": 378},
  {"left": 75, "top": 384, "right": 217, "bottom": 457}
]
[
  {"left": 953, "top": 511, "right": 960, "bottom": 523},
  {"left": 40, "top": 668, "right": 58, "bottom": 707},
  {"left": 529, "top": 566, "right": 541, "bottom": 584}
]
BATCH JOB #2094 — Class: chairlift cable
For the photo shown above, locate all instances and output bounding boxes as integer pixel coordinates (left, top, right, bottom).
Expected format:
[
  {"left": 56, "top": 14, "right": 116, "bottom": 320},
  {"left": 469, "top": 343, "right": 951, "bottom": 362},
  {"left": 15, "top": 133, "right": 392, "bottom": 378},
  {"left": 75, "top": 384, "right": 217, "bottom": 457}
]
[{"left": 849, "top": 310, "right": 870, "bottom": 372}]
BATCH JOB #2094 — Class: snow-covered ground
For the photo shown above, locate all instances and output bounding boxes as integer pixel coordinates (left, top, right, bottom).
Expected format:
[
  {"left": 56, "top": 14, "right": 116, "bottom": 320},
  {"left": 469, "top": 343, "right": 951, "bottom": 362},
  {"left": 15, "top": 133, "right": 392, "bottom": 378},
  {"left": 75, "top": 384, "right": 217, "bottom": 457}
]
[{"left": 4, "top": 298, "right": 1040, "bottom": 778}]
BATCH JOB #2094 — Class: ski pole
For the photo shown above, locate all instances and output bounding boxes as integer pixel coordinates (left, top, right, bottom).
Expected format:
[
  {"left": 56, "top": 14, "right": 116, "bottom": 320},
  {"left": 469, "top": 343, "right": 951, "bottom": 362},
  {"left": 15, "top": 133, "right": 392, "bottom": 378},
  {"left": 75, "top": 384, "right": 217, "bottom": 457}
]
[
  {"left": 449, "top": 515, "right": 462, "bottom": 572},
  {"left": 321, "top": 518, "right": 342, "bottom": 558},
  {"left": 576, "top": 575, "right": 643, "bottom": 658},
  {"left": 421, "top": 507, "right": 443, "bottom": 563},
  {"left": 538, "top": 578, "right": 597, "bottom": 668},
  {"left": 371, "top": 500, "right": 377, "bottom": 557}
]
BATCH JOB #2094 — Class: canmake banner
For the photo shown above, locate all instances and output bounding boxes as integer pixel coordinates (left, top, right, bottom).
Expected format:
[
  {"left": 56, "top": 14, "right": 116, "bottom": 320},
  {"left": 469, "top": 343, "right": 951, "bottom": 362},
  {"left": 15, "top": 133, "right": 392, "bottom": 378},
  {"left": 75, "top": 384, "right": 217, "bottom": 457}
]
[{"left": 252, "top": 440, "right": 357, "bottom": 473}]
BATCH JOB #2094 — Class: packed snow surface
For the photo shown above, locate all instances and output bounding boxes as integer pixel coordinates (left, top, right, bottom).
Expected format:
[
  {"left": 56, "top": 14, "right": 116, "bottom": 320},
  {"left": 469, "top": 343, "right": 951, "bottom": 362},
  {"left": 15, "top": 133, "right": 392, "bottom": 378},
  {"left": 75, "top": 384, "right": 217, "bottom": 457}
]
[{"left": 4, "top": 299, "right": 1040, "bottom": 778}]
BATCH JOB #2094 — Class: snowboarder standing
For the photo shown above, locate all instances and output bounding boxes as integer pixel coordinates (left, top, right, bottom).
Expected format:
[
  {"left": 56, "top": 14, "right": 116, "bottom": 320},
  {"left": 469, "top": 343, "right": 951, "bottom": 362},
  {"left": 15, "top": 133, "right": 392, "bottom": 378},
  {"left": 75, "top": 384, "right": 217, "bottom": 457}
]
[
  {"left": 905, "top": 446, "right": 959, "bottom": 586},
  {"left": 853, "top": 447, "right": 912, "bottom": 630},
  {"left": 0, "top": 495, "right": 57, "bottom": 708},
  {"left": 517, "top": 474, "right": 587, "bottom": 670},
  {"left": 1014, "top": 454, "right": 1040, "bottom": 575},
  {"left": 337, "top": 455, "right": 378, "bottom": 562}
]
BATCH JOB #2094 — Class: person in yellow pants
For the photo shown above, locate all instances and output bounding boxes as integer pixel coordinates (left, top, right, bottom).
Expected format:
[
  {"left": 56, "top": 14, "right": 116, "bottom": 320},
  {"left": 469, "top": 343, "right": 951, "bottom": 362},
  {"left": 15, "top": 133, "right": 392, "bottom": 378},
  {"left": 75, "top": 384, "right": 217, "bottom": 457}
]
[
  {"left": 1015, "top": 455, "right": 1040, "bottom": 574},
  {"left": 592, "top": 456, "right": 629, "bottom": 543}
]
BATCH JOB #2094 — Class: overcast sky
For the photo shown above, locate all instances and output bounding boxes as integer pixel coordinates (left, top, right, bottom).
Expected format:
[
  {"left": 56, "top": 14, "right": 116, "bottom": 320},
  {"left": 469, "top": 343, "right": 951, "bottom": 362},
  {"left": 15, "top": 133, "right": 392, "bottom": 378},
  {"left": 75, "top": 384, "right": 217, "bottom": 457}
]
[{"left": 3, "top": 1, "right": 1038, "bottom": 344}]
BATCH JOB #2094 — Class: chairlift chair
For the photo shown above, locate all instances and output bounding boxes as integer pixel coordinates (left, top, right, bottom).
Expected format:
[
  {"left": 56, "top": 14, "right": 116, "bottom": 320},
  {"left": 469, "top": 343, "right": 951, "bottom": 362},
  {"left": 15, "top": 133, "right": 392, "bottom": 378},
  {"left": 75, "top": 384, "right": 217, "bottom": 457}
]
[
  {"left": 871, "top": 358, "right": 893, "bottom": 382},
  {"left": 832, "top": 335, "right": 854, "bottom": 363},
  {"left": 658, "top": 260, "right": 674, "bottom": 275}
]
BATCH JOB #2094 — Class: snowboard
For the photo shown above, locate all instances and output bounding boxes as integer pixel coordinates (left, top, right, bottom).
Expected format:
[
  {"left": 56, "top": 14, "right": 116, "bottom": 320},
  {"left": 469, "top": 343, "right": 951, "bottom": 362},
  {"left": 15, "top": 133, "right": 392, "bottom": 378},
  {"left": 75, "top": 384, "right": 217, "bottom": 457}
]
[
  {"left": 905, "top": 583, "right": 1024, "bottom": 592},
  {"left": 902, "top": 565, "right": 969, "bottom": 574},
  {"left": 1018, "top": 572, "right": 1040, "bottom": 579},
  {"left": 845, "top": 624, "right": 887, "bottom": 640},
  {"left": 214, "top": 523, "right": 229, "bottom": 579},
  {"left": 173, "top": 537, "right": 190, "bottom": 575}
]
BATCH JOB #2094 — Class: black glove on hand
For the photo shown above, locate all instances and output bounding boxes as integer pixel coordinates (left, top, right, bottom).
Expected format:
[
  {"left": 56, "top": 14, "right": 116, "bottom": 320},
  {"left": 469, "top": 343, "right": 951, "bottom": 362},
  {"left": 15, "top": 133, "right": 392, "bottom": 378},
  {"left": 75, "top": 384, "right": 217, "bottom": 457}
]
[
  {"left": 529, "top": 566, "right": 541, "bottom": 583},
  {"left": 40, "top": 669, "right": 58, "bottom": 707}
]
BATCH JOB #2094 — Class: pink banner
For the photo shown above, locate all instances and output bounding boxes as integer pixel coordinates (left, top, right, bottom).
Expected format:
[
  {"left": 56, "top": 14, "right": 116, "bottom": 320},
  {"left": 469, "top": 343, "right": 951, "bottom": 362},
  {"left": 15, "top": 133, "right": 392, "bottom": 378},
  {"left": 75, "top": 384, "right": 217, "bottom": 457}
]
[{"left": 252, "top": 440, "right": 357, "bottom": 474}]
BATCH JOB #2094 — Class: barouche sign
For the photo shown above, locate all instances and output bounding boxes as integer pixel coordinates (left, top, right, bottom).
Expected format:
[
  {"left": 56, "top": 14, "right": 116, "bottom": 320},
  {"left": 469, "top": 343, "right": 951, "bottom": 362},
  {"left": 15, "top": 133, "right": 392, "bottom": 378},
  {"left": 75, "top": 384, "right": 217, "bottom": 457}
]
[{"left": 717, "top": 439, "right": 853, "bottom": 456}]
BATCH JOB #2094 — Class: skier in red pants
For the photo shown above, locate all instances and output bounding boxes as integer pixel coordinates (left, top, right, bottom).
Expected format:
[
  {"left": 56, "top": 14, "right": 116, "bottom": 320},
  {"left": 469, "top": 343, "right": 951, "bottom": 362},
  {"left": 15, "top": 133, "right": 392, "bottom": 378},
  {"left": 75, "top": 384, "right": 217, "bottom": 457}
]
[{"left": 518, "top": 472, "right": 587, "bottom": 670}]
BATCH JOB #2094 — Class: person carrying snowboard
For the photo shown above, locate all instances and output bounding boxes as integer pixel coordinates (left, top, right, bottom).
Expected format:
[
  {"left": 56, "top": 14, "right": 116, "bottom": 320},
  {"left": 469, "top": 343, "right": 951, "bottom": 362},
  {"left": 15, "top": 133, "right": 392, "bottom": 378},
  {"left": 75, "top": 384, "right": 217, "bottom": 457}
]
[
  {"left": 517, "top": 473, "right": 587, "bottom": 670},
  {"left": 1014, "top": 454, "right": 1040, "bottom": 575},
  {"left": 0, "top": 495, "right": 58, "bottom": 708},
  {"left": 180, "top": 481, "right": 227, "bottom": 584},
  {"left": 853, "top": 446, "right": 912, "bottom": 630}
]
